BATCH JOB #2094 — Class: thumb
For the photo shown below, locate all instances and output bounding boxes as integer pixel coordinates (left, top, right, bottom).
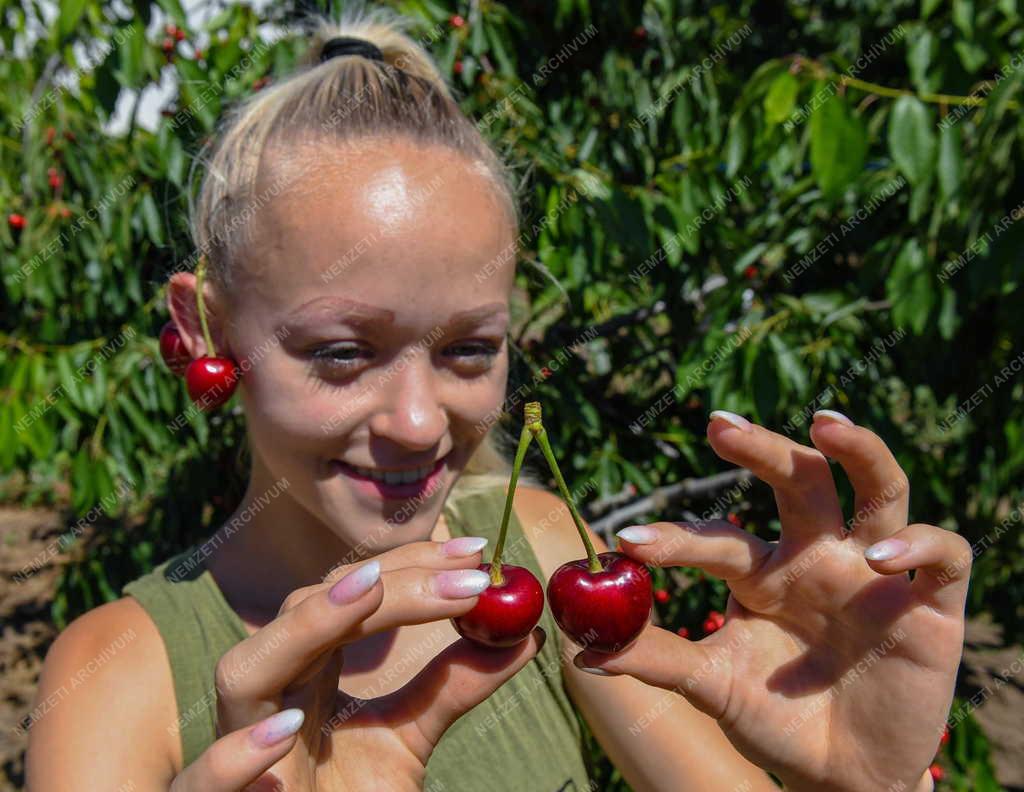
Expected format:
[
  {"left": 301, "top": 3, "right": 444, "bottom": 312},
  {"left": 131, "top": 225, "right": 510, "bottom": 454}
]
[
  {"left": 573, "top": 624, "right": 737, "bottom": 721},
  {"left": 375, "top": 628, "right": 547, "bottom": 760}
]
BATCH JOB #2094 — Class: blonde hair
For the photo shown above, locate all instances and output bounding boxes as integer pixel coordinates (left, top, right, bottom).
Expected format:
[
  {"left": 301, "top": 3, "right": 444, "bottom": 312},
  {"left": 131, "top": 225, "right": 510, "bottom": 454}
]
[{"left": 192, "top": 5, "right": 541, "bottom": 508}]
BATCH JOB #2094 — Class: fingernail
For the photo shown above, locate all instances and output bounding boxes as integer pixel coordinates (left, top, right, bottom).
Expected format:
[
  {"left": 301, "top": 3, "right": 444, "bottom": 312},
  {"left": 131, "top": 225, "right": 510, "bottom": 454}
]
[
  {"left": 616, "top": 525, "right": 659, "bottom": 544},
  {"left": 709, "top": 410, "right": 753, "bottom": 432},
  {"left": 573, "top": 655, "right": 619, "bottom": 676},
  {"left": 250, "top": 708, "right": 305, "bottom": 747},
  {"left": 328, "top": 560, "right": 381, "bottom": 604},
  {"left": 864, "top": 538, "right": 910, "bottom": 561},
  {"left": 434, "top": 569, "right": 491, "bottom": 599},
  {"left": 813, "top": 409, "right": 855, "bottom": 427},
  {"left": 442, "top": 536, "right": 488, "bottom": 557}
]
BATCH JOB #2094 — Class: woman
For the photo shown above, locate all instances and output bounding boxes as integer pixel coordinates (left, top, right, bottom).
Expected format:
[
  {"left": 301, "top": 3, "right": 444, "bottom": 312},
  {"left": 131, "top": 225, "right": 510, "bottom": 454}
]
[{"left": 25, "top": 9, "right": 968, "bottom": 792}]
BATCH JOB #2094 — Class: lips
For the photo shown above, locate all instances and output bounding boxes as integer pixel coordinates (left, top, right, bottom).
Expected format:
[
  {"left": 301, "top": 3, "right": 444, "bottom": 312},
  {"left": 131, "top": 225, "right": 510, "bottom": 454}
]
[
  {"left": 330, "top": 452, "right": 451, "bottom": 500},
  {"left": 345, "top": 461, "right": 436, "bottom": 485}
]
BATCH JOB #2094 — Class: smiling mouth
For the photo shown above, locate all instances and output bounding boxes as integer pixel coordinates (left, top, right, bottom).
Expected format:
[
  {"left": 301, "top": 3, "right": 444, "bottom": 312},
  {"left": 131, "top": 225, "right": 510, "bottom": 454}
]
[
  {"left": 348, "top": 461, "right": 436, "bottom": 485},
  {"left": 333, "top": 452, "right": 450, "bottom": 486}
]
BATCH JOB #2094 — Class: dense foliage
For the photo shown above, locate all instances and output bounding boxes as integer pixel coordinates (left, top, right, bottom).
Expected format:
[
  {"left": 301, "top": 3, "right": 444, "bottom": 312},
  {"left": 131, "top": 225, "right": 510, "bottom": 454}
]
[{"left": 3, "top": 0, "right": 1022, "bottom": 788}]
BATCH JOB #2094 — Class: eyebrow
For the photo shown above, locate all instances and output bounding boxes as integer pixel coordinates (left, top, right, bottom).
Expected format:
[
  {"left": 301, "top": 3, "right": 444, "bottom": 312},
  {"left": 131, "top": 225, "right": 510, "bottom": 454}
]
[{"left": 278, "top": 297, "right": 508, "bottom": 332}]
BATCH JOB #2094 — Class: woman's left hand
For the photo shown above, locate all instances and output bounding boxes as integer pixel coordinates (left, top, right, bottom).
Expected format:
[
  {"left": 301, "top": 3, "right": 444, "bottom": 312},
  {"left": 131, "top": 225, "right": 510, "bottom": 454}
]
[{"left": 576, "top": 410, "right": 971, "bottom": 792}]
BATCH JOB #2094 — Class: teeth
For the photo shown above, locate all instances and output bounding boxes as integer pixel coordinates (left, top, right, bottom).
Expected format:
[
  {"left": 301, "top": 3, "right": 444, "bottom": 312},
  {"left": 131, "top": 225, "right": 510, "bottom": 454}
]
[{"left": 348, "top": 462, "right": 434, "bottom": 484}]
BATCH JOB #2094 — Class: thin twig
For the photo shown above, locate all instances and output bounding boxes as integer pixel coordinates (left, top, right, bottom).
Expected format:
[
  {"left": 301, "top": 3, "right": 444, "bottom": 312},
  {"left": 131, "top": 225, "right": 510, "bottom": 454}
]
[{"left": 589, "top": 467, "right": 754, "bottom": 538}]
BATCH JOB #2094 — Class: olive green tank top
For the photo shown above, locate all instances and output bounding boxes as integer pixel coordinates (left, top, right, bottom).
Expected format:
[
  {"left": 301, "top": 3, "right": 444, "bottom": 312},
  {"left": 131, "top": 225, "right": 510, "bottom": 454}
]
[{"left": 122, "top": 485, "right": 592, "bottom": 791}]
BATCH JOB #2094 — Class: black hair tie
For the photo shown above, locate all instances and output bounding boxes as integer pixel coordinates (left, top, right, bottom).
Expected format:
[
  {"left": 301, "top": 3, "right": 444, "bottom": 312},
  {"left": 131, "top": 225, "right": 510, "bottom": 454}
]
[{"left": 320, "top": 36, "right": 384, "bottom": 63}]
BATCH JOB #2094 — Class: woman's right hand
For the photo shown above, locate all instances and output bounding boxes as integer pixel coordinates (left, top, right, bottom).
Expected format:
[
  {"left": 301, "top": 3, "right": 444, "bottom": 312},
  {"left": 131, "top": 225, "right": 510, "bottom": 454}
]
[{"left": 170, "top": 539, "right": 545, "bottom": 791}]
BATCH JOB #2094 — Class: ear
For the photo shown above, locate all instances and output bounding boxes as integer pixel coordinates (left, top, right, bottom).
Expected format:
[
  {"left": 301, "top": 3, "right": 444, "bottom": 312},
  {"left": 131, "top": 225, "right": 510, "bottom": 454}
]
[{"left": 166, "top": 271, "right": 235, "bottom": 360}]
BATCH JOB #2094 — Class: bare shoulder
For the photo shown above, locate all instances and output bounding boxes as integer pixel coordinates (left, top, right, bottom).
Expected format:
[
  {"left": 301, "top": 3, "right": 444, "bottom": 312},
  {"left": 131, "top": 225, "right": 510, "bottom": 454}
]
[
  {"left": 25, "top": 596, "right": 180, "bottom": 790},
  {"left": 513, "top": 485, "right": 610, "bottom": 579}
]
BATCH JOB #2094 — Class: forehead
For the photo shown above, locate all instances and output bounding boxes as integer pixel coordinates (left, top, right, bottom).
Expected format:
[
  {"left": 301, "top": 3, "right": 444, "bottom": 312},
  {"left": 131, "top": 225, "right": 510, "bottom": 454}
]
[{"left": 239, "top": 137, "right": 518, "bottom": 318}]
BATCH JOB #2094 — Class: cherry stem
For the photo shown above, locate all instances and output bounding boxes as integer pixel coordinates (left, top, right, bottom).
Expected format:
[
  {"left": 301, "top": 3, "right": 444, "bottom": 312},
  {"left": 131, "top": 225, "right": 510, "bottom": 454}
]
[
  {"left": 490, "top": 419, "right": 534, "bottom": 586},
  {"left": 195, "top": 256, "right": 217, "bottom": 358},
  {"left": 526, "top": 402, "right": 602, "bottom": 574}
]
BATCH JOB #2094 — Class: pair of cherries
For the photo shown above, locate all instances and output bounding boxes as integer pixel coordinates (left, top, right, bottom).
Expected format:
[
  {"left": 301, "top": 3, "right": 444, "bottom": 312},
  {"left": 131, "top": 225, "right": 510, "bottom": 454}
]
[
  {"left": 452, "top": 403, "right": 653, "bottom": 654},
  {"left": 157, "top": 257, "right": 240, "bottom": 411}
]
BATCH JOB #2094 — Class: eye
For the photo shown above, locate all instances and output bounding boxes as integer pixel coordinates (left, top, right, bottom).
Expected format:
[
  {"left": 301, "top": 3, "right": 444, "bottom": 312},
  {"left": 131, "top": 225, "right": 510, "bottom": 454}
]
[
  {"left": 310, "top": 343, "right": 372, "bottom": 375},
  {"left": 443, "top": 340, "right": 501, "bottom": 368}
]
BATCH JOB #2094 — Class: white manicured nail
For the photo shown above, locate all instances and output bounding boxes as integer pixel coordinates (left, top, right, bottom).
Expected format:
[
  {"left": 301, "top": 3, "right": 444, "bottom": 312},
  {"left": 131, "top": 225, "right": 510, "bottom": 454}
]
[
  {"left": 864, "top": 538, "right": 909, "bottom": 561},
  {"left": 709, "top": 410, "right": 753, "bottom": 432},
  {"left": 442, "top": 536, "right": 488, "bottom": 557},
  {"left": 434, "top": 569, "right": 491, "bottom": 598},
  {"left": 616, "top": 525, "right": 659, "bottom": 544},
  {"left": 813, "top": 409, "right": 855, "bottom": 427}
]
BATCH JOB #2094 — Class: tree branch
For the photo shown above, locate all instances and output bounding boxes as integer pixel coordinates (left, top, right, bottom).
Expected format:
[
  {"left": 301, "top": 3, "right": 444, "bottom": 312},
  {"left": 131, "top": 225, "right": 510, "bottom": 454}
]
[{"left": 588, "top": 467, "right": 754, "bottom": 539}]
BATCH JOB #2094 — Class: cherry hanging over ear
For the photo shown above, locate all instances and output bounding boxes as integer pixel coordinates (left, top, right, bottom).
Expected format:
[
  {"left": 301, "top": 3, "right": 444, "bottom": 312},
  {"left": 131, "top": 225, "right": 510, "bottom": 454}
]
[
  {"left": 158, "top": 321, "right": 191, "bottom": 376},
  {"left": 183, "top": 256, "right": 241, "bottom": 411}
]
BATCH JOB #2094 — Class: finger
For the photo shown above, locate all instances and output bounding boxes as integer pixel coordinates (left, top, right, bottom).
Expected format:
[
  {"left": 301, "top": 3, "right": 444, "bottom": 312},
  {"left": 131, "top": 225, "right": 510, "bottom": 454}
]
[
  {"left": 218, "top": 564, "right": 493, "bottom": 731},
  {"left": 322, "top": 537, "right": 490, "bottom": 585},
  {"left": 706, "top": 411, "right": 845, "bottom": 544},
  {"left": 615, "top": 519, "right": 773, "bottom": 581},
  {"left": 374, "top": 628, "right": 547, "bottom": 760},
  {"left": 862, "top": 523, "right": 973, "bottom": 613},
  {"left": 171, "top": 708, "right": 304, "bottom": 792},
  {"left": 573, "top": 625, "right": 731, "bottom": 720},
  {"left": 217, "top": 561, "right": 384, "bottom": 733},
  {"left": 808, "top": 411, "right": 910, "bottom": 546}
]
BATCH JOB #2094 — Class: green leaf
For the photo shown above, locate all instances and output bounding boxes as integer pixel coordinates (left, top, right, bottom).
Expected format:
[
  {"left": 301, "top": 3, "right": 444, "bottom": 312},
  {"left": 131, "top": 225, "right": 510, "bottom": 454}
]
[
  {"left": 906, "top": 30, "right": 936, "bottom": 93},
  {"left": 810, "top": 92, "right": 867, "bottom": 198},
  {"left": 888, "top": 96, "right": 936, "bottom": 185},
  {"left": 763, "top": 71, "right": 799, "bottom": 126},
  {"left": 724, "top": 114, "right": 748, "bottom": 178},
  {"left": 768, "top": 334, "right": 808, "bottom": 396},
  {"left": 59, "top": 0, "right": 88, "bottom": 40},
  {"left": 937, "top": 123, "right": 964, "bottom": 201},
  {"left": 140, "top": 192, "right": 164, "bottom": 246},
  {"left": 953, "top": 0, "right": 975, "bottom": 38},
  {"left": 887, "top": 238, "right": 934, "bottom": 334}
]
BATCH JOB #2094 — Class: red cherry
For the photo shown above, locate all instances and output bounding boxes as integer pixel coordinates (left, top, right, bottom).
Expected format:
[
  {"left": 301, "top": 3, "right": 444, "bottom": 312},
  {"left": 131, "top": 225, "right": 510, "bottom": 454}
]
[
  {"left": 677, "top": 626, "right": 689, "bottom": 638},
  {"left": 185, "top": 356, "right": 240, "bottom": 410},
  {"left": 453, "top": 59, "right": 464, "bottom": 74},
  {"left": 48, "top": 168, "right": 62, "bottom": 190},
  {"left": 540, "top": 366, "right": 553, "bottom": 379},
  {"left": 45, "top": 126, "right": 57, "bottom": 146},
  {"left": 159, "top": 321, "right": 191, "bottom": 376},
  {"left": 174, "top": 28, "right": 187, "bottom": 42},
  {"left": 8, "top": 213, "right": 26, "bottom": 230},
  {"left": 940, "top": 725, "right": 950, "bottom": 746},
  {"left": 743, "top": 265, "right": 758, "bottom": 279},
  {"left": 452, "top": 564, "right": 544, "bottom": 648},
  {"left": 547, "top": 552, "right": 652, "bottom": 654},
  {"left": 703, "top": 610, "right": 725, "bottom": 634},
  {"left": 726, "top": 512, "right": 742, "bottom": 527},
  {"left": 929, "top": 764, "right": 944, "bottom": 782},
  {"left": 162, "top": 37, "right": 175, "bottom": 54},
  {"left": 449, "top": 14, "right": 465, "bottom": 28},
  {"left": 654, "top": 588, "right": 670, "bottom": 604},
  {"left": 164, "top": 23, "right": 177, "bottom": 36}
]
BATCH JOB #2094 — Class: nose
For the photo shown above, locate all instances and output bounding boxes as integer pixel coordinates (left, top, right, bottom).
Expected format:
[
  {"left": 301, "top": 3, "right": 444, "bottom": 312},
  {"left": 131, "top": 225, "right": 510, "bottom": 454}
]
[{"left": 367, "top": 353, "right": 449, "bottom": 452}]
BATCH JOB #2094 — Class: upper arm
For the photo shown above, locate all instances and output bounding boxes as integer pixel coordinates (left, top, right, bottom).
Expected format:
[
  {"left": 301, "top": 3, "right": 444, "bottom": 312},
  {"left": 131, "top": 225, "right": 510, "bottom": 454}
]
[{"left": 26, "top": 597, "right": 181, "bottom": 791}]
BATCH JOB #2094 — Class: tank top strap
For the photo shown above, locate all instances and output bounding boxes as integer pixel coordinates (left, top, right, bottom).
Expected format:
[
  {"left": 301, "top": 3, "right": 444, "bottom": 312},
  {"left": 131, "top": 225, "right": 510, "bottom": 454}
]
[{"left": 122, "top": 544, "right": 249, "bottom": 768}]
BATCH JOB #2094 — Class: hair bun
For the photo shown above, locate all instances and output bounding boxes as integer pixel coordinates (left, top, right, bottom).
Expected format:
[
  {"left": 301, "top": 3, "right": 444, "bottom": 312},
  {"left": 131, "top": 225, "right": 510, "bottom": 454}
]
[{"left": 319, "top": 36, "right": 384, "bottom": 63}]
